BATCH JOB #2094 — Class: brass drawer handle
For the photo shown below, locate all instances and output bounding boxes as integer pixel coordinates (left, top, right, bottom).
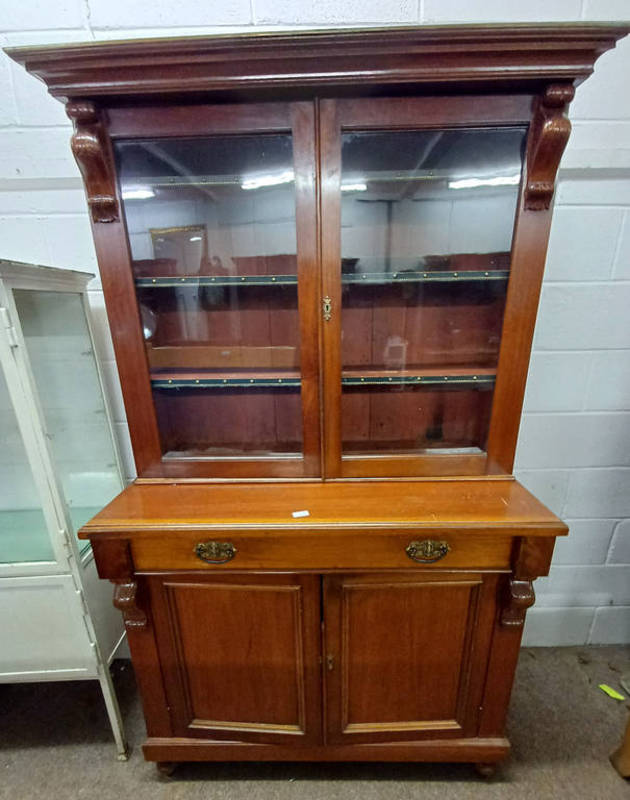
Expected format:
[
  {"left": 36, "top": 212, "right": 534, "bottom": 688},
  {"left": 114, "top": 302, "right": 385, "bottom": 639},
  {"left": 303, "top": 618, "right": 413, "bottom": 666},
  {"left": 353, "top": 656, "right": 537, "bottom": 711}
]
[
  {"left": 406, "top": 540, "right": 450, "bottom": 563},
  {"left": 195, "top": 541, "right": 237, "bottom": 564}
]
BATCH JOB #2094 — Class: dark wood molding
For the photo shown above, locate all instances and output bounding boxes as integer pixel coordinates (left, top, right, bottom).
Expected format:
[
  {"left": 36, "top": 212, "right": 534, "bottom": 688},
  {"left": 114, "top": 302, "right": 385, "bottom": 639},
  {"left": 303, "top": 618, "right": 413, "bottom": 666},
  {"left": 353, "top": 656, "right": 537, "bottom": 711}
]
[
  {"left": 500, "top": 579, "right": 535, "bottom": 627},
  {"left": 90, "top": 537, "right": 133, "bottom": 580},
  {"left": 66, "top": 100, "right": 118, "bottom": 223},
  {"left": 512, "top": 536, "right": 558, "bottom": 580},
  {"left": 142, "top": 735, "right": 510, "bottom": 763},
  {"left": 7, "top": 24, "right": 629, "bottom": 102},
  {"left": 113, "top": 580, "right": 148, "bottom": 629},
  {"left": 524, "top": 84, "right": 575, "bottom": 211}
]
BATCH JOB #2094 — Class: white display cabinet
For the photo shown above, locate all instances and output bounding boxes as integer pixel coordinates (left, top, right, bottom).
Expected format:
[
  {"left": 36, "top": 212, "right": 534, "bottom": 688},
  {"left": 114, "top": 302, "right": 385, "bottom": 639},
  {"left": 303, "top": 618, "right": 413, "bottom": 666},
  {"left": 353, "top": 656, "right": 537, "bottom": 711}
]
[{"left": 0, "top": 260, "right": 128, "bottom": 759}]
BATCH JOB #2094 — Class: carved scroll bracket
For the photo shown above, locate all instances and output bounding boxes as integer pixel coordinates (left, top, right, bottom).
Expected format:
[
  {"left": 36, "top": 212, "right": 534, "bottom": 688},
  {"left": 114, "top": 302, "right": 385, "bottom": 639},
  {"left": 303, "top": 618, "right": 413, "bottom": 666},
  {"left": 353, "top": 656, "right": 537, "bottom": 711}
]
[
  {"left": 524, "top": 83, "right": 575, "bottom": 211},
  {"left": 501, "top": 579, "right": 535, "bottom": 627},
  {"left": 500, "top": 537, "right": 555, "bottom": 628},
  {"left": 113, "top": 581, "right": 148, "bottom": 629},
  {"left": 66, "top": 100, "right": 119, "bottom": 223}
]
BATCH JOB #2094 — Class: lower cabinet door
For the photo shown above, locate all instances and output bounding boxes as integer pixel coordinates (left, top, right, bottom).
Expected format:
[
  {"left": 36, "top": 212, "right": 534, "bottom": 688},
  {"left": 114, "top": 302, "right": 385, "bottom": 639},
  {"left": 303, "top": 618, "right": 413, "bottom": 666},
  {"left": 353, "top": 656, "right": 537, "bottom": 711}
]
[
  {"left": 323, "top": 572, "right": 499, "bottom": 744},
  {"left": 149, "top": 573, "right": 322, "bottom": 744}
]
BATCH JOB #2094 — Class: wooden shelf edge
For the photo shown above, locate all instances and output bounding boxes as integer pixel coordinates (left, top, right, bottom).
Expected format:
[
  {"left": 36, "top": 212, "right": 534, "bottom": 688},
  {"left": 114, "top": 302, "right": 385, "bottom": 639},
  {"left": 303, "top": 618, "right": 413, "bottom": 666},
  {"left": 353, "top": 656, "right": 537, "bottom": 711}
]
[
  {"left": 134, "top": 270, "right": 510, "bottom": 288},
  {"left": 149, "top": 367, "right": 497, "bottom": 389}
]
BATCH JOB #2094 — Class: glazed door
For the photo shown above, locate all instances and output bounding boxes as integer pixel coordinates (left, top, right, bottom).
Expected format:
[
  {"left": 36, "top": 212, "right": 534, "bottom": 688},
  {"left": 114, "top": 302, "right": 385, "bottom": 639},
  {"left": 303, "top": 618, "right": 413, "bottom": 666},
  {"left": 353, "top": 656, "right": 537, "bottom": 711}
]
[
  {"left": 319, "top": 96, "right": 530, "bottom": 477},
  {"left": 323, "top": 572, "right": 499, "bottom": 744},
  {"left": 149, "top": 573, "right": 322, "bottom": 744},
  {"left": 105, "top": 102, "right": 320, "bottom": 478}
]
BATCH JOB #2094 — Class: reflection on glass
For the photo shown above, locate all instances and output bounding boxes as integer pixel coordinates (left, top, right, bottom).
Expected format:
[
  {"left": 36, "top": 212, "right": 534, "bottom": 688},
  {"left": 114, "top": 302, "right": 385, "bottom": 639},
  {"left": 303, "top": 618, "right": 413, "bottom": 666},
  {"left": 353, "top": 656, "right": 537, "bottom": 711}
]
[
  {"left": 0, "top": 366, "right": 52, "bottom": 563},
  {"left": 149, "top": 224, "right": 208, "bottom": 275},
  {"left": 13, "top": 290, "right": 122, "bottom": 550},
  {"left": 115, "top": 134, "right": 303, "bottom": 458},
  {"left": 340, "top": 127, "right": 526, "bottom": 455}
]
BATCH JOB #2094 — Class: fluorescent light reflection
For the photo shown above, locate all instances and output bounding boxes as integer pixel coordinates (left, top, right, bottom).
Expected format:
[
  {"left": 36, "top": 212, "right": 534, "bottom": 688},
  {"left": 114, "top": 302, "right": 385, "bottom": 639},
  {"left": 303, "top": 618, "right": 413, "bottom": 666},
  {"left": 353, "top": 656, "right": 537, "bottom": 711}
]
[
  {"left": 448, "top": 174, "right": 520, "bottom": 190},
  {"left": 122, "top": 187, "right": 155, "bottom": 200},
  {"left": 241, "top": 173, "right": 368, "bottom": 192},
  {"left": 241, "top": 170, "right": 295, "bottom": 190}
]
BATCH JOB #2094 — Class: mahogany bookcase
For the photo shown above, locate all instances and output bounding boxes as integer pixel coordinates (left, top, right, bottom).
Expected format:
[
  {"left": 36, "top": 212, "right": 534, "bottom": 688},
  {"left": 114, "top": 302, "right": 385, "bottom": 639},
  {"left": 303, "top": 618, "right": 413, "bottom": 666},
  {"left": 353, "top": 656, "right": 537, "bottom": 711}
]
[{"left": 8, "top": 23, "right": 629, "bottom": 776}]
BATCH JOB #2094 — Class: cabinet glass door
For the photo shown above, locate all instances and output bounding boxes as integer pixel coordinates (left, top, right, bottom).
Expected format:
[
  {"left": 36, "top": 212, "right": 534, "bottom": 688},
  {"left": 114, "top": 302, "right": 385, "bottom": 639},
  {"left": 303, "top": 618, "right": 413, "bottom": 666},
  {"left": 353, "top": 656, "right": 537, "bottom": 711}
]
[
  {"left": 0, "top": 366, "right": 52, "bottom": 563},
  {"left": 12, "top": 289, "right": 123, "bottom": 553},
  {"left": 113, "top": 104, "right": 319, "bottom": 476},
  {"left": 321, "top": 99, "right": 527, "bottom": 476}
]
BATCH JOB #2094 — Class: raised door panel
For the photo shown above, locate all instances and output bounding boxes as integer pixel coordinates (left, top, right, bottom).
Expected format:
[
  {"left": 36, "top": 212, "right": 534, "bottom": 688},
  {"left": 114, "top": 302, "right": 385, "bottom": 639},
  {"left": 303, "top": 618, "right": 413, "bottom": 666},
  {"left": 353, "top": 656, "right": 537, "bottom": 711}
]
[
  {"left": 324, "top": 572, "right": 498, "bottom": 744},
  {"left": 149, "top": 573, "right": 322, "bottom": 744}
]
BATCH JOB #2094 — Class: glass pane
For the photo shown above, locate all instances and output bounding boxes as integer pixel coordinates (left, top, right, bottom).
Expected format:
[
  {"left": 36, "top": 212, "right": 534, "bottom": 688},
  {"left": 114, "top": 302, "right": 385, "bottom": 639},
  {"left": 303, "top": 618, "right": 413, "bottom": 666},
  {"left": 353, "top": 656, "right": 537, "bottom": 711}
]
[
  {"left": 13, "top": 290, "right": 122, "bottom": 551},
  {"left": 0, "top": 365, "right": 52, "bottom": 563},
  {"left": 115, "top": 134, "right": 303, "bottom": 458},
  {"left": 340, "top": 127, "right": 526, "bottom": 455}
]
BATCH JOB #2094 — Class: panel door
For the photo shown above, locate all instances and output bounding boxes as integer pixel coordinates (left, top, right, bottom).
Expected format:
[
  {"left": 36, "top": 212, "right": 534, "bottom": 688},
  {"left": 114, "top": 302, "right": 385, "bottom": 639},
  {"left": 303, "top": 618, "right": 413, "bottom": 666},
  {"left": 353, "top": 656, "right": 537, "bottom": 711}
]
[
  {"left": 323, "top": 572, "right": 498, "bottom": 744},
  {"left": 0, "top": 575, "right": 97, "bottom": 680},
  {"left": 149, "top": 573, "right": 322, "bottom": 744},
  {"left": 104, "top": 102, "right": 321, "bottom": 479},
  {"left": 319, "top": 96, "right": 532, "bottom": 477}
]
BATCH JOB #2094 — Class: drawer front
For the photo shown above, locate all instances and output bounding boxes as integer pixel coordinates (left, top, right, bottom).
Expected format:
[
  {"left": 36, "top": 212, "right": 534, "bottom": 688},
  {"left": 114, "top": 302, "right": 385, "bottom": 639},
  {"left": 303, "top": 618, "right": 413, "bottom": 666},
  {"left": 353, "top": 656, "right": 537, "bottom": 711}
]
[{"left": 131, "top": 530, "right": 513, "bottom": 571}]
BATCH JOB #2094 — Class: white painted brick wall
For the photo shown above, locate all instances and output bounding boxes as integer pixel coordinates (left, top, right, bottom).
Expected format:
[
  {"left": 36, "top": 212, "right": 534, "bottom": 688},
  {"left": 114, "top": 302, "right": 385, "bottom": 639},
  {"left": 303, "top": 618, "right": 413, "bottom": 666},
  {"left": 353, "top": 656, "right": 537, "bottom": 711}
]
[{"left": 1, "top": 0, "right": 629, "bottom": 645}]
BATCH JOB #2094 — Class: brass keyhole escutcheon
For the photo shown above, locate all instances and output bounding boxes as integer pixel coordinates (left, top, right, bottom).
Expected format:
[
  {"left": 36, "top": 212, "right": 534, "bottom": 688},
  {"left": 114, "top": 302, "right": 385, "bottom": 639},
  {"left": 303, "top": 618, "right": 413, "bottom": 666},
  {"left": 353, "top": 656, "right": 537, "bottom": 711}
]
[
  {"left": 194, "top": 541, "right": 237, "bottom": 564},
  {"left": 405, "top": 539, "right": 450, "bottom": 563},
  {"left": 322, "top": 296, "right": 332, "bottom": 321}
]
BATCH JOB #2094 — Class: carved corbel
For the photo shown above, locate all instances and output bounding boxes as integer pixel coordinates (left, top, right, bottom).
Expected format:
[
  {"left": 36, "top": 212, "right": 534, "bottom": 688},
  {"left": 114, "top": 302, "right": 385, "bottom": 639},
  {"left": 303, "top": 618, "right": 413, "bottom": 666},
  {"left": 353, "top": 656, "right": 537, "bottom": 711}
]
[
  {"left": 501, "top": 579, "right": 535, "bottom": 627},
  {"left": 66, "top": 100, "right": 119, "bottom": 223},
  {"left": 113, "top": 581, "right": 148, "bottom": 629},
  {"left": 524, "top": 83, "right": 575, "bottom": 211},
  {"left": 500, "top": 536, "right": 556, "bottom": 627}
]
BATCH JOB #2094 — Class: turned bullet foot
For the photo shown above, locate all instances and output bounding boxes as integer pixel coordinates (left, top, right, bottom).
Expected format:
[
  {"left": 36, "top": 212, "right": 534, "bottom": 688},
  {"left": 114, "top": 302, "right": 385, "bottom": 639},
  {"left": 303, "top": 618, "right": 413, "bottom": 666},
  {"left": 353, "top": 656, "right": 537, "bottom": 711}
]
[
  {"left": 156, "top": 761, "right": 179, "bottom": 777},
  {"left": 474, "top": 762, "right": 497, "bottom": 779}
]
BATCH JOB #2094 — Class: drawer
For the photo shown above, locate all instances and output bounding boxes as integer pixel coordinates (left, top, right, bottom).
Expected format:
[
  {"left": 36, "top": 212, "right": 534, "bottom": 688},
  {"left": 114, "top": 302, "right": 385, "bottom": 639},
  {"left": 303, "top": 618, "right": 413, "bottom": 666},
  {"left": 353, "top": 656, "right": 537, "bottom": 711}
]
[{"left": 131, "top": 529, "right": 513, "bottom": 571}]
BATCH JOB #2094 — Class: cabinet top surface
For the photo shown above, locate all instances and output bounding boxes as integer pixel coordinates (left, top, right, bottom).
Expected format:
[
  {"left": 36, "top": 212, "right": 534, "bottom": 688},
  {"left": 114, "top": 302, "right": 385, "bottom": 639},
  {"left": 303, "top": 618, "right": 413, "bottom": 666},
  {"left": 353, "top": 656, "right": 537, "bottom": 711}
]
[
  {"left": 79, "top": 479, "right": 566, "bottom": 536},
  {"left": 0, "top": 260, "right": 93, "bottom": 285},
  {"left": 6, "top": 23, "right": 629, "bottom": 101}
]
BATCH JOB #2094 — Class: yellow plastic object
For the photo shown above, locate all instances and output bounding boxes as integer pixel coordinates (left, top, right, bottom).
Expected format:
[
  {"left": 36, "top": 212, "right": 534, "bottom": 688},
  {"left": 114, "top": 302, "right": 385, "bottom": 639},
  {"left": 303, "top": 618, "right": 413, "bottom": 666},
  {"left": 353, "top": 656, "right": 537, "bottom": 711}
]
[{"left": 599, "top": 684, "right": 626, "bottom": 701}]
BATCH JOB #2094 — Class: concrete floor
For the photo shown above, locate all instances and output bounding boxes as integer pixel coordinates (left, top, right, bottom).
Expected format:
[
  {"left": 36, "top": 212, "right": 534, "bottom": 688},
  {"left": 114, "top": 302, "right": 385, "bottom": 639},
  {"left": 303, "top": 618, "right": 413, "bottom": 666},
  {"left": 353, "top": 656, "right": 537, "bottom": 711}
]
[{"left": 0, "top": 646, "right": 629, "bottom": 800}]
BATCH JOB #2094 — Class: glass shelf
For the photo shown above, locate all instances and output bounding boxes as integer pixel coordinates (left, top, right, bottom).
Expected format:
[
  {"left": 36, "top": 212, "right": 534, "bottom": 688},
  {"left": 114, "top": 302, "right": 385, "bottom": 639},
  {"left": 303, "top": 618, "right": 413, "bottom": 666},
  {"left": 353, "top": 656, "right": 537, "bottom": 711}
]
[{"left": 121, "top": 168, "right": 521, "bottom": 189}]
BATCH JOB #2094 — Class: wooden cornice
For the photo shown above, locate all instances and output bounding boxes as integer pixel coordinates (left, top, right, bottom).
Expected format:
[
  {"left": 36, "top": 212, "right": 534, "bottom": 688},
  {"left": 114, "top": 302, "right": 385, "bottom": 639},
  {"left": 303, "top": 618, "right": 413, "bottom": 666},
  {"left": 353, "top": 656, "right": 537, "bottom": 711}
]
[{"left": 6, "top": 23, "right": 630, "bottom": 102}]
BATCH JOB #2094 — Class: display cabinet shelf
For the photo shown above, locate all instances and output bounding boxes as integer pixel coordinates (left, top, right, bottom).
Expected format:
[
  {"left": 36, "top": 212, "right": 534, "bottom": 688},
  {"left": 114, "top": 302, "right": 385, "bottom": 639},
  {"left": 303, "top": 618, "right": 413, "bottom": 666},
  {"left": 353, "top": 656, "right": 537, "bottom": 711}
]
[
  {"left": 123, "top": 168, "right": 522, "bottom": 188},
  {"left": 149, "top": 367, "right": 495, "bottom": 390},
  {"left": 343, "top": 270, "right": 509, "bottom": 284},
  {"left": 135, "top": 270, "right": 509, "bottom": 289},
  {"left": 341, "top": 369, "right": 496, "bottom": 387},
  {"left": 136, "top": 274, "right": 298, "bottom": 288},
  {"left": 151, "top": 370, "right": 301, "bottom": 388}
]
